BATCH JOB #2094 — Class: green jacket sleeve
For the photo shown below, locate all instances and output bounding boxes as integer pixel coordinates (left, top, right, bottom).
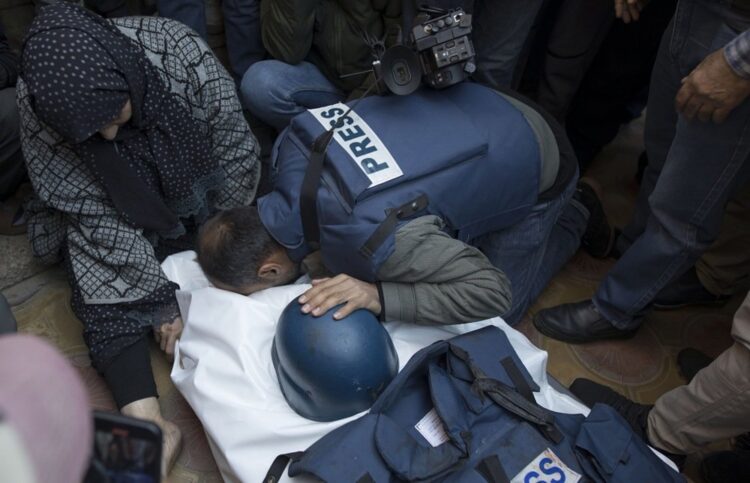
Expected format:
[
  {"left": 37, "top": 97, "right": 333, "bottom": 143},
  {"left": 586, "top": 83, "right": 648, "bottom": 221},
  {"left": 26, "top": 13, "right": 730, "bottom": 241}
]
[
  {"left": 376, "top": 216, "right": 512, "bottom": 325},
  {"left": 261, "top": 0, "right": 320, "bottom": 64}
]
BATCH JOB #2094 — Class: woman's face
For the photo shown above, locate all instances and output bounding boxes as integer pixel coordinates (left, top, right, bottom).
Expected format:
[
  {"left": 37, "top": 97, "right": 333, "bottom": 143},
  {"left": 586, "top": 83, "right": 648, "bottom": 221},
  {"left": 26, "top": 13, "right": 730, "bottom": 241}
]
[{"left": 98, "top": 99, "right": 132, "bottom": 141}]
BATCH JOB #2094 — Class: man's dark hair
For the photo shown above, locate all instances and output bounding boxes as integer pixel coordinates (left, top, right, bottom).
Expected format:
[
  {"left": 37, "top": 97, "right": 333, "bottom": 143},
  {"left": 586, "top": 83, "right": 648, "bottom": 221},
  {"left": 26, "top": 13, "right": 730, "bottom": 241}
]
[{"left": 197, "top": 206, "right": 280, "bottom": 289}]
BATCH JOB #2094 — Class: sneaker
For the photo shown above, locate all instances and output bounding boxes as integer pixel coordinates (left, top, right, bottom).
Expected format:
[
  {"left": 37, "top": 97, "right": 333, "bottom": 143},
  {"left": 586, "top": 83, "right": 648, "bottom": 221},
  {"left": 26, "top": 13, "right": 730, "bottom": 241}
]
[
  {"left": 701, "top": 449, "right": 750, "bottom": 483},
  {"left": 653, "top": 267, "right": 730, "bottom": 310},
  {"left": 676, "top": 348, "right": 713, "bottom": 383},
  {"left": 574, "top": 179, "right": 617, "bottom": 259}
]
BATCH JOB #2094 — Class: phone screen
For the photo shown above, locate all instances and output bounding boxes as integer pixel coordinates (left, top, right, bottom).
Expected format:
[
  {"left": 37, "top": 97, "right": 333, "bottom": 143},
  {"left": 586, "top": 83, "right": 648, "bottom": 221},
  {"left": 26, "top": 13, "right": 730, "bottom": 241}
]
[{"left": 86, "top": 412, "right": 162, "bottom": 483}]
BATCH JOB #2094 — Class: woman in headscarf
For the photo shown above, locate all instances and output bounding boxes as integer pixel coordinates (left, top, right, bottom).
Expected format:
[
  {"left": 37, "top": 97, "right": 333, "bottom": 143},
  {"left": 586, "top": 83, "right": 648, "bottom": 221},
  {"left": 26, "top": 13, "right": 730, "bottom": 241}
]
[{"left": 18, "top": 3, "right": 260, "bottom": 474}]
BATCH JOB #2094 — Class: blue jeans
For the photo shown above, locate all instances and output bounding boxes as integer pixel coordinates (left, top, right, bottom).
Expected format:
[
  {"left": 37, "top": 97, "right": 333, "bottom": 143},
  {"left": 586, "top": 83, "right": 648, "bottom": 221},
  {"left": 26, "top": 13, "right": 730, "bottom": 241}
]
[
  {"left": 475, "top": 173, "right": 587, "bottom": 325},
  {"left": 240, "top": 60, "right": 346, "bottom": 130},
  {"left": 157, "top": 0, "right": 265, "bottom": 83},
  {"left": 594, "top": 0, "right": 750, "bottom": 328}
]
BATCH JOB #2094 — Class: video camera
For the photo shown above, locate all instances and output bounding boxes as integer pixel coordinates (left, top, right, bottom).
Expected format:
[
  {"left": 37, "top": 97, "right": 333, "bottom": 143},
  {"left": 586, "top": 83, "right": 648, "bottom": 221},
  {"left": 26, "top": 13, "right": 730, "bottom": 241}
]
[{"left": 374, "top": 6, "right": 476, "bottom": 96}]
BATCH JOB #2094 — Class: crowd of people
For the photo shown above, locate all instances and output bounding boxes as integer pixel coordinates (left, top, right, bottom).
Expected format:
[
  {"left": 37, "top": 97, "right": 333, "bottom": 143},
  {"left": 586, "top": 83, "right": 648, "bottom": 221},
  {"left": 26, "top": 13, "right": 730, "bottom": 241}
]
[{"left": 1, "top": 0, "right": 749, "bottom": 481}]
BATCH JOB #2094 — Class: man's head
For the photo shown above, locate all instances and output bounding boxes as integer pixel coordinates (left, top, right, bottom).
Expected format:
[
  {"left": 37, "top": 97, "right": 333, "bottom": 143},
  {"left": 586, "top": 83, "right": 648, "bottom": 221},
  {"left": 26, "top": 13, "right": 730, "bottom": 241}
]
[{"left": 197, "top": 206, "right": 299, "bottom": 295}]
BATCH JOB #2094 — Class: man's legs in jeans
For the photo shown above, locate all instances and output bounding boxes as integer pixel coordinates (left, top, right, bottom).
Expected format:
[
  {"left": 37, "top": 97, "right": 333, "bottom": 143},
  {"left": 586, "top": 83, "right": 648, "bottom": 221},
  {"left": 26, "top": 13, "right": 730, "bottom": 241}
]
[
  {"left": 648, "top": 291, "right": 750, "bottom": 454},
  {"left": 594, "top": 0, "right": 750, "bottom": 328},
  {"left": 472, "top": 0, "right": 545, "bottom": 89},
  {"left": 240, "top": 60, "right": 345, "bottom": 131},
  {"left": 475, "top": 174, "right": 588, "bottom": 325}
]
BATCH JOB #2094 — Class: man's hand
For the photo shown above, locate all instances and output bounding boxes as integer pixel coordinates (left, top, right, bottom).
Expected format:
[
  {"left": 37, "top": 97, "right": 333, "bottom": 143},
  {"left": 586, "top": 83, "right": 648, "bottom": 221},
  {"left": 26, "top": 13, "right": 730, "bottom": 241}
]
[
  {"left": 615, "top": 0, "right": 643, "bottom": 24},
  {"left": 298, "top": 274, "right": 382, "bottom": 320},
  {"left": 676, "top": 49, "right": 750, "bottom": 123},
  {"left": 154, "top": 316, "right": 183, "bottom": 356}
]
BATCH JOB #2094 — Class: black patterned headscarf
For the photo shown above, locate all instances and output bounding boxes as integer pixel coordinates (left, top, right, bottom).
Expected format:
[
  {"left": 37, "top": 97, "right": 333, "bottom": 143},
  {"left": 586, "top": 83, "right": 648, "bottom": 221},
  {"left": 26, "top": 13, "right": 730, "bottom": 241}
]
[{"left": 21, "top": 3, "right": 220, "bottom": 238}]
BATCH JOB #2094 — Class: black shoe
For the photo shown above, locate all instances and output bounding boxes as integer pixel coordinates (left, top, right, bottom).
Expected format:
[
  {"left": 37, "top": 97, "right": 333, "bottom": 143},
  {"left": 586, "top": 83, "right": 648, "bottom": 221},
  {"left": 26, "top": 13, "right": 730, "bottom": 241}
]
[
  {"left": 569, "top": 378, "right": 686, "bottom": 470},
  {"left": 676, "top": 347, "right": 713, "bottom": 383},
  {"left": 653, "top": 267, "right": 730, "bottom": 310},
  {"left": 736, "top": 433, "right": 750, "bottom": 451},
  {"left": 575, "top": 180, "right": 617, "bottom": 259},
  {"left": 701, "top": 449, "right": 750, "bottom": 483},
  {"left": 569, "top": 378, "right": 651, "bottom": 439},
  {"left": 635, "top": 151, "right": 648, "bottom": 186},
  {"left": 533, "top": 301, "right": 638, "bottom": 343}
]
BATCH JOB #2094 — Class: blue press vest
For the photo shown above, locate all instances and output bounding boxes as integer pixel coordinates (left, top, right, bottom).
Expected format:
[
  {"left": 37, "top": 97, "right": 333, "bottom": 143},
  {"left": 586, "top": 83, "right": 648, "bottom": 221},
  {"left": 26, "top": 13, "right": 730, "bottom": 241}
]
[
  {"left": 258, "top": 83, "right": 541, "bottom": 281},
  {"left": 284, "top": 326, "right": 685, "bottom": 483}
]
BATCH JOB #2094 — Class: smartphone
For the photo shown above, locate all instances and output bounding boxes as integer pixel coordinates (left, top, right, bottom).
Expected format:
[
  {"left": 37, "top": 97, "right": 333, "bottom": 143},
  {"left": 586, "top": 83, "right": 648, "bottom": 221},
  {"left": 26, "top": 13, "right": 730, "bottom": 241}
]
[{"left": 85, "top": 411, "right": 162, "bottom": 483}]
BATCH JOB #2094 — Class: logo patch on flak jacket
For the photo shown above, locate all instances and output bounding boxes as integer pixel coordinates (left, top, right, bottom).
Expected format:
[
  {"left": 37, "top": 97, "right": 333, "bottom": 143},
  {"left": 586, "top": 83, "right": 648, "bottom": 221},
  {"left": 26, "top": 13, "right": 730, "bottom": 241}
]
[
  {"left": 510, "top": 449, "right": 582, "bottom": 483},
  {"left": 309, "top": 103, "right": 404, "bottom": 187}
]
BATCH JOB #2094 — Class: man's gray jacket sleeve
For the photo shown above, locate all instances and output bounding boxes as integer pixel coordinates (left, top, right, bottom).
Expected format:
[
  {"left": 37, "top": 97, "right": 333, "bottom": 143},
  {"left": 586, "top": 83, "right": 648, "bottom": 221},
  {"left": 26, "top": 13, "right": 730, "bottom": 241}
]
[{"left": 376, "top": 216, "right": 512, "bottom": 325}]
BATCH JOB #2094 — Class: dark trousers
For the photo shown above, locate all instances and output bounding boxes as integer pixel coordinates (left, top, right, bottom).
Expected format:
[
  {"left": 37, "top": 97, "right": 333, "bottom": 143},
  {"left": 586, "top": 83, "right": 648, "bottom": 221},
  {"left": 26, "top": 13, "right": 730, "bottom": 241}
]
[
  {"left": 0, "top": 294, "right": 17, "bottom": 334},
  {"left": 565, "top": 0, "right": 677, "bottom": 169},
  {"left": 0, "top": 87, "right": 25, "bottom": 201},
  {"left": 534, "top": 0, "right": 615, "bottom": 122},
  {"left": 423, "top": 0, "right": 544, "bottom": 89},
  {"left": 594, "top": 0, "right": 750, "bottom": 327},
  {"left": 157, "top": 0, "right": 266, "bottom": 83}
]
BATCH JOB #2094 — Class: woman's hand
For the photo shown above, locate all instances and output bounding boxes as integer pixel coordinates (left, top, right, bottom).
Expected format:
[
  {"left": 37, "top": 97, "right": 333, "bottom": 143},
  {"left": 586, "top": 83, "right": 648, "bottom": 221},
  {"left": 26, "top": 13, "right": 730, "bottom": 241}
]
[
  {"left": 298, "top": 274, "right": 382, "bottom": 320},
  {"left": 154, "top": 316, "right": 183, "bottom": 356}
]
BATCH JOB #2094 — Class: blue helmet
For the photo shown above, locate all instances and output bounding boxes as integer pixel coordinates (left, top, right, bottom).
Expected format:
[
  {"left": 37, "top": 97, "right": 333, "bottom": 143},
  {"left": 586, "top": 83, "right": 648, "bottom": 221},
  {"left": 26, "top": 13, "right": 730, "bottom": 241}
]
[{"left": 272, "top": 300, "right": 399, "bottom": 422}]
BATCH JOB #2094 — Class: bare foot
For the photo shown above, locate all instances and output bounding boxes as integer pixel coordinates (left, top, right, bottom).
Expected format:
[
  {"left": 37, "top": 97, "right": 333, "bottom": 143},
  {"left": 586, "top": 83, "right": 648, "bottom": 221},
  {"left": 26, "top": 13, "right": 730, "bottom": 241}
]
[
  {"left": 160, "top": 417, "right": 183, "bottom": 476},
  {"left": 121, "top": 397, "right": 183, "bottom": 477}
]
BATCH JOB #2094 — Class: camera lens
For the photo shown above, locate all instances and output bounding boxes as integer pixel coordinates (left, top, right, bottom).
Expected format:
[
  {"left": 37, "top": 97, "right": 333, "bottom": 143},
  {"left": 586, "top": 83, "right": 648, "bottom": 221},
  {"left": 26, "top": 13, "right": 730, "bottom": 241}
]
[{"left": 392, "top": 61, "right": 412, "bottom": 85}]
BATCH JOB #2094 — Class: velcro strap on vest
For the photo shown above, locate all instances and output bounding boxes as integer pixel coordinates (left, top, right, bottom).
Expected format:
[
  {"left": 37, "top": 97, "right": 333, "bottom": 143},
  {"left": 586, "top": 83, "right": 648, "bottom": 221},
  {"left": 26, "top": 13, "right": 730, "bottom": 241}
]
[
  {"left": 449, "top": 345, "right": 564, "bottom": 444},
  {"left": 476, "top": 455, "right": 510, "bottom": 483},
  {"left": 263, "top": 451, "right": 304, "bottom": 483},
  {"left": 300, "top": 130, "right": 336, "bottom": 252},
  {"left": 356, "top": 473, "right": 376, "bottom": 483},
  {"left": 501, "top": 357, "right": 535, "bottom": 404},
  {"left": 360, "top": 193, "right": 429, "bottom": 259}
]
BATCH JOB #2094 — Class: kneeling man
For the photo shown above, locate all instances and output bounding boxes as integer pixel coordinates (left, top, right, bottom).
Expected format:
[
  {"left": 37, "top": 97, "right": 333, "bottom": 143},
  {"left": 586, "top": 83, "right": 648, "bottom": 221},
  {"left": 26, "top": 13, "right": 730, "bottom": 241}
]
[{"left": 198, "top": 83, "right": 611, "bottom": 326}]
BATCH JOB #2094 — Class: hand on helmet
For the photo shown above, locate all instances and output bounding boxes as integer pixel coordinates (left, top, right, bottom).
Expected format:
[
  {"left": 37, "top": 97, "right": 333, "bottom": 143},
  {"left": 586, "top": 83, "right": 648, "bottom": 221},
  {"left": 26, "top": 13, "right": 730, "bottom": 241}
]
[{"left": 299, "top": 274, "right": 382, "bottom": 320}]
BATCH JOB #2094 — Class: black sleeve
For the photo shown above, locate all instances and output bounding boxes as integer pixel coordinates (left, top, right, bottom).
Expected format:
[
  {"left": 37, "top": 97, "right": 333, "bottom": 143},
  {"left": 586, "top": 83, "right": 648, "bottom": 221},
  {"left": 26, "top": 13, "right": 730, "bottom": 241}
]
[
  {"left": 103, "top": 336, "right": 158, "bottom": 409},
  {"left": 0, "top": 23, "right": 19, "bottom": 89}
]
